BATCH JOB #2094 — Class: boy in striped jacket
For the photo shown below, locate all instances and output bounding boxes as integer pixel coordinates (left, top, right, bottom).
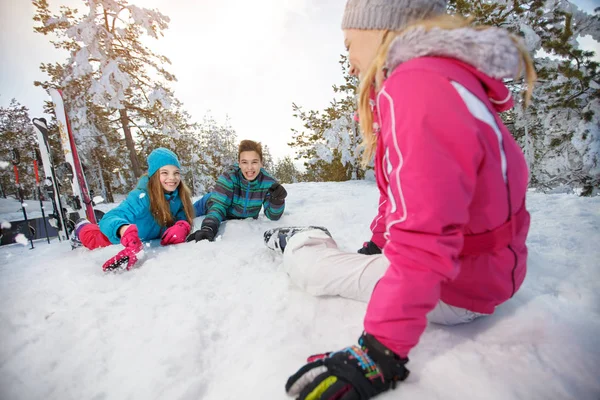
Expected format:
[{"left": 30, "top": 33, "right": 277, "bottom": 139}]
[{"left": 186, "top": 140, "right": 286, "bottom": 242}]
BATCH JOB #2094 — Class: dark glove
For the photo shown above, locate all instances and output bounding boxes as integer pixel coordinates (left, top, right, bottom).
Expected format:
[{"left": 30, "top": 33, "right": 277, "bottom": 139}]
[
  {"left": 285, "top": 333, "right": 409, "bottom": 399},
  {"left": 161, "top": 220, "right": 191, "bottom": 245},
  {"left": 186, "top": 227, "right": 215, "bottom": 242},
  {"left": 186, "top": 219, "right": 217, "bottom": 242},
  {"left": 357, "top": 241, "right": 382, "bottom": 255},
  {"left": 268, "top": 183, "right": 287, "bottom": 205},
  {"left": 103, "top": 225, "right": 144, "bottom": 272}
]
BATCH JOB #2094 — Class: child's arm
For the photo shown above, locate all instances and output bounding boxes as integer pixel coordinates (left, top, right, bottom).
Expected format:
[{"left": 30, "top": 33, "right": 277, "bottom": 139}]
[
  {"left": 98, "top": 190, "right": 147, "bottom": 244},
  {"left": 263, "top": 182, "right": 286, "bottom": 221},
  {"left": 202, "top": 171, "right": 235, "bottom": 228}
]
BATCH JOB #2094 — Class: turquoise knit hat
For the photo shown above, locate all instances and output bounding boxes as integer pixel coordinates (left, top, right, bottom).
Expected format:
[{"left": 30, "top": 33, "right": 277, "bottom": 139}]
[{"left": 147, "top": 148, "right": 181, "bottom": 177}]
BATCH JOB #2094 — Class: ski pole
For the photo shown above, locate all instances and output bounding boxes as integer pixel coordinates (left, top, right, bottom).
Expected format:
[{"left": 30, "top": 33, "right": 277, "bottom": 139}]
[
  {"left": 33, "top": 148, "right": 51, "bottom": 244},
  {"left": 11, "top": 148, "right": 34, "bottom": 249}
]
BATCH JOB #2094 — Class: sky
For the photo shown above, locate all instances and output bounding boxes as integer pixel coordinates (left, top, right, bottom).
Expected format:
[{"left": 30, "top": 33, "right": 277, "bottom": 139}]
[
  {"left": 0, "top": 0, "right": 599, "bottom": 161},
  {"left": 0, "top": 0, "right": 348, "bottom": 161}
]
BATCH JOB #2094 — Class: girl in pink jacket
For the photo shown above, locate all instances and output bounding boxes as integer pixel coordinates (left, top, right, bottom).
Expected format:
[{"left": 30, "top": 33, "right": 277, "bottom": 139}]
[{"left": 264, "top": 0, "right": 534, "bottom": 398}]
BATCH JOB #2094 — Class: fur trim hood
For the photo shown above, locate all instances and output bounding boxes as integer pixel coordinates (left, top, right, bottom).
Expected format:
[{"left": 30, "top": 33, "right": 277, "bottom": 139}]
[{"left": 386, "top": 26, "right": 522, "bottom": 80}]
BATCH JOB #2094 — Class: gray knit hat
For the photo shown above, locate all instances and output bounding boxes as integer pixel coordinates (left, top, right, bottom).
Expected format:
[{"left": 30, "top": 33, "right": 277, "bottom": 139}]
[{"left": 342, "top": 0, "right": 447, "bottom": 31}]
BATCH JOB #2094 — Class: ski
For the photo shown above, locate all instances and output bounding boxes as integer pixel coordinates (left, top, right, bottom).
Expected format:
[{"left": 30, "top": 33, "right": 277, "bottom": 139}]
[
  {"left": 32, "top": 117, "right": 70, "bottom": 241},
  {"left": 48, "top": 88, "right": 97, "bottom": 224},
  {"left": 32, "top": 148, "right": 51, "bottom": 244}
]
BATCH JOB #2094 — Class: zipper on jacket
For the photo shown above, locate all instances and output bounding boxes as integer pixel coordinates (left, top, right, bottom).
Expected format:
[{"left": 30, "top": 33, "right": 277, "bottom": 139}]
[
  {"left": 243, "top": 181, "right": 250, "bottom": 216},
  {"left": 508, "top": 245, "right": 518, "bottom": 297},
  {"left": 504, "top": 156, "right": 518, "bottom": 298}
]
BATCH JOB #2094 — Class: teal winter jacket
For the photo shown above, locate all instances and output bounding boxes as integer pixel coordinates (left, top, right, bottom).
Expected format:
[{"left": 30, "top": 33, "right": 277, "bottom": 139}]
[
  {"left": 99, "top": 176, "right": 188, "bottom": 244},
  {"left": 197, "top": 165, "right": 284, "bottom": 230}
]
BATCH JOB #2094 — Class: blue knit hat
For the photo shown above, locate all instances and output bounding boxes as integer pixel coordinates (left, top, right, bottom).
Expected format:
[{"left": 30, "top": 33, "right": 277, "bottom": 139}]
[{"left": 147, "top": 148, "right": 181, "bottom": 177}]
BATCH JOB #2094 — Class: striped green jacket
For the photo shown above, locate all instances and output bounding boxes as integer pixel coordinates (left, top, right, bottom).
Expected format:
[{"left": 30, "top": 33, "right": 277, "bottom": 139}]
[{"left": 201, "top": 165, "right": 284, "bottom": 229}]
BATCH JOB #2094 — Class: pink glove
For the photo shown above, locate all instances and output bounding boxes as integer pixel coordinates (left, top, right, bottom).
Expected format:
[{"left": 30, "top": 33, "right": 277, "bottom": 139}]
[
  {"left": 102, "top": 225, "right": 144, "bottom": 272},
  {"left": 160, "top": 220, "right": 191, "bottom": 246}
]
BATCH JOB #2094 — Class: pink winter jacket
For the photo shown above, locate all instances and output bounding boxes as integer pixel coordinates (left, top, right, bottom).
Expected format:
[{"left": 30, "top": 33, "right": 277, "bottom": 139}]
[{"left": 364, "top": 27, "right": 531, "bottom": 358}]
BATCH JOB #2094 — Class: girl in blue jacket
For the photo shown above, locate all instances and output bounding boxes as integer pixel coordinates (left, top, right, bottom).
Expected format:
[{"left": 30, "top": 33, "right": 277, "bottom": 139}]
[{"left": 74, "top": 148, "right": 195, "bottom": 271}]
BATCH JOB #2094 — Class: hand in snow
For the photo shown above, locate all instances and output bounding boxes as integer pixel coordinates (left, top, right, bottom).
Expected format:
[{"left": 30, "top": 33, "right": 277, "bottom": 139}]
[
  {"left": 160, "top": 220, "right": 191, "bottom": 246},
  {"left": 103, "top": 225, "right": 144, "bottom": 272},
  {"left": 186, "top": 219, "right": 217, "bottom": 242},
  {"left": 186, "top": 226, "right": 215, "bottom": 242},
  {"left": 268, "top": 183, "right": 287, "bottom": 205},
  {"left": 285, "top": 333, "right": 409, "bottom": 400},
  {"left": 357, "top": 241, "right": 382, "bottom": 255}
]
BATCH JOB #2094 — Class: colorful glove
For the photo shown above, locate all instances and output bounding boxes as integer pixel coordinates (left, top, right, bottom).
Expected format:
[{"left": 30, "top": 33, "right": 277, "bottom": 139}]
[
  {"left": 102, "top": 225, "right": 144, "bottom": 272},
  {"left": 357, "top": 241, "right": 382, "bottom": 255},
  {"left": 268, "top": 183, "right": 287, "bottom": 205},
  {"left": 160, "top": 220, "right": 191, "bottom": 246},
  {"left": 285, "top": 333, "right": 409, "bottom": 400}
]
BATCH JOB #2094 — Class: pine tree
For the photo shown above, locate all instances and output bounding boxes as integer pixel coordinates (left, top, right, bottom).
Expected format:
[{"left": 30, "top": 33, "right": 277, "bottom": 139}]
[
  {"left": 450, "top": 0, "right": 600, "bottom": 194},
  {"left": 186, "top": 114, "right": 238, "bottom": 195},
  {"left": 289, "top": 55, "right": 365, "bottom": 182},
  {"left": 0, "top": 100, "right": 38, "bottom": 200},
  {"left": 273, "top": 156, "right": 301, "bottom": 184},
  {"left": 262, "top": 144, "right": 274, "bottom": 172}
]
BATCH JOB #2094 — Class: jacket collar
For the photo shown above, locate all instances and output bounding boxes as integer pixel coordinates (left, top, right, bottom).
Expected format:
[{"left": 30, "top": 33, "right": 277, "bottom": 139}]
[
  {"left": 384, "top": 26, "right": 520, "bottom": 111},
  {"left": 386, "top": 26, "right": 521, "bottom": 81}
]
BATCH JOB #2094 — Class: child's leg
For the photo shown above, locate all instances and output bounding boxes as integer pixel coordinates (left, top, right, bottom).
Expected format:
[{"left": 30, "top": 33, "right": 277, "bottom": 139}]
[
  {"left": 193, "top": 193, "right": 212, "bottom": 217},
  {"left": 79, "top": 224, "right": 112, "bottom": 250},
  {"left": 283, "top": 229, "right": 488, "bottom": 325},
  {"left": 283, "top": 229, "right": 389, "bottom": 302}
]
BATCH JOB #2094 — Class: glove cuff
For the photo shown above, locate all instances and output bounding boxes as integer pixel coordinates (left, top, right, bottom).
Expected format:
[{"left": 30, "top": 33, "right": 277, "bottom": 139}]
[
  {"left": 366, "top": 241, "right": 382, "bottom": 254},
  {"left": 201, "top": 218, "right": 218, "bottom": 232},
  {"left": 175, "top": 220, "right": 191, "bottom": 228},
  {"left": 359, "top": 333, "right": 410, "bottom": 387},
  {"left": 269, "top": 197, "right": 285, "bottom": 206},
  {"left": 120, "top": 225, "right": 141, "bottom": 248}
]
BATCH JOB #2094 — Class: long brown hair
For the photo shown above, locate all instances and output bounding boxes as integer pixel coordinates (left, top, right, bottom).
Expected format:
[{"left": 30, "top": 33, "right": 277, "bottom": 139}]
[
  {"left": 358, "top": 14, "right": 537, "bottom": 166},
  {"left": 147, "top": 172, "right": 195, "bottom": 227}
]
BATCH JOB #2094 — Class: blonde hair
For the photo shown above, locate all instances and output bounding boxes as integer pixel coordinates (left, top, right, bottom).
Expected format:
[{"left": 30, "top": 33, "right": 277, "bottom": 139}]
[
  {"left": 147, "top": 173, "right": 195, "bottom": 227},
  {"left": 358, "top": 14, "right": 537, "bottom": 166}
]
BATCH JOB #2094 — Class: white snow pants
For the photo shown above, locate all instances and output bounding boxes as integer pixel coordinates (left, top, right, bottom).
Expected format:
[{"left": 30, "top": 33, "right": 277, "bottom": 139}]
[{"left": 283, "top": 230, "right": 486, "bottom": 326}]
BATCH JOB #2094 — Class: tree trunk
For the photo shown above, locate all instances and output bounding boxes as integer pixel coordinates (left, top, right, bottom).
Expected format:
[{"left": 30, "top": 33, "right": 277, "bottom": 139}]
[
  {"left": 104, "top": 177, "right": 115, "bottom": 204},
  {"left": 119, "top": 108, "right": 143, "bottom": 178},
  {"left": 96, "top": 156, "right": 114, "bottom": 203}
]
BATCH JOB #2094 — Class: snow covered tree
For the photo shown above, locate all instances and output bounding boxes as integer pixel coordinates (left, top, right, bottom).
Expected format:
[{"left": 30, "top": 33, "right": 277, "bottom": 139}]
[
  {"left": 185, "top": 114, "right": 238, "bottom": 195},
  {"left": 0, "top": 100, "right": 38, "bottom": 199},
  {"left": 33, "top": 59, "right": 130, "bottom": 199},
  {"left": 273, "top": 156, "right": 301, "bottom": 184},
  {"left": 33, "top": 0, "right": 191, "bottom": 180},
  {"left": 289, "top": 55, "right": 365, "bottom": 181},
  {"left": 450, "top": 0, "right": 600, "bottom": 194},
  {"left": 262, "top": 144, "right": 274, "bottom": 172}
]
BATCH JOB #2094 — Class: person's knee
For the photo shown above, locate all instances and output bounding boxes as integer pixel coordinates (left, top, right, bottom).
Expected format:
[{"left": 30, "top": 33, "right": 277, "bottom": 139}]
[
  {"left": 427, "top": 302, "right": 487, "bottom": 325},
  {"left": 286, "top": 230, "right": 337, "bottom": 253},
  {"left": 80, "top": 224, "right": 112, "bottom": 250}
]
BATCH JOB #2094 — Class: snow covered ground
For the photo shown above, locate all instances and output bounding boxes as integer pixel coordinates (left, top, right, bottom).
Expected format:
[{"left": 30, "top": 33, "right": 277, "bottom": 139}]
[{"left": 0, "top": 181, "right": 599, "bottom": 400}]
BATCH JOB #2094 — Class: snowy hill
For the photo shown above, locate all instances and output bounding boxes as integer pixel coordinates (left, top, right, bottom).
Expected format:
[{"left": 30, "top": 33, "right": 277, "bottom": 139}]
[{"left": 0, "top": 181, "right": 599, "bottom": 400}]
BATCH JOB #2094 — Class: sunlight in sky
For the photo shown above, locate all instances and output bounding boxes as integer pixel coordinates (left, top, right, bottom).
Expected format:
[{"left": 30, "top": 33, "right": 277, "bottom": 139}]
[
  {"left": 0, "top": 0, "right": 347, "bottom": 161},
  {"left": 0, "top": 0, "right": 597, "bottom": 161}
]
